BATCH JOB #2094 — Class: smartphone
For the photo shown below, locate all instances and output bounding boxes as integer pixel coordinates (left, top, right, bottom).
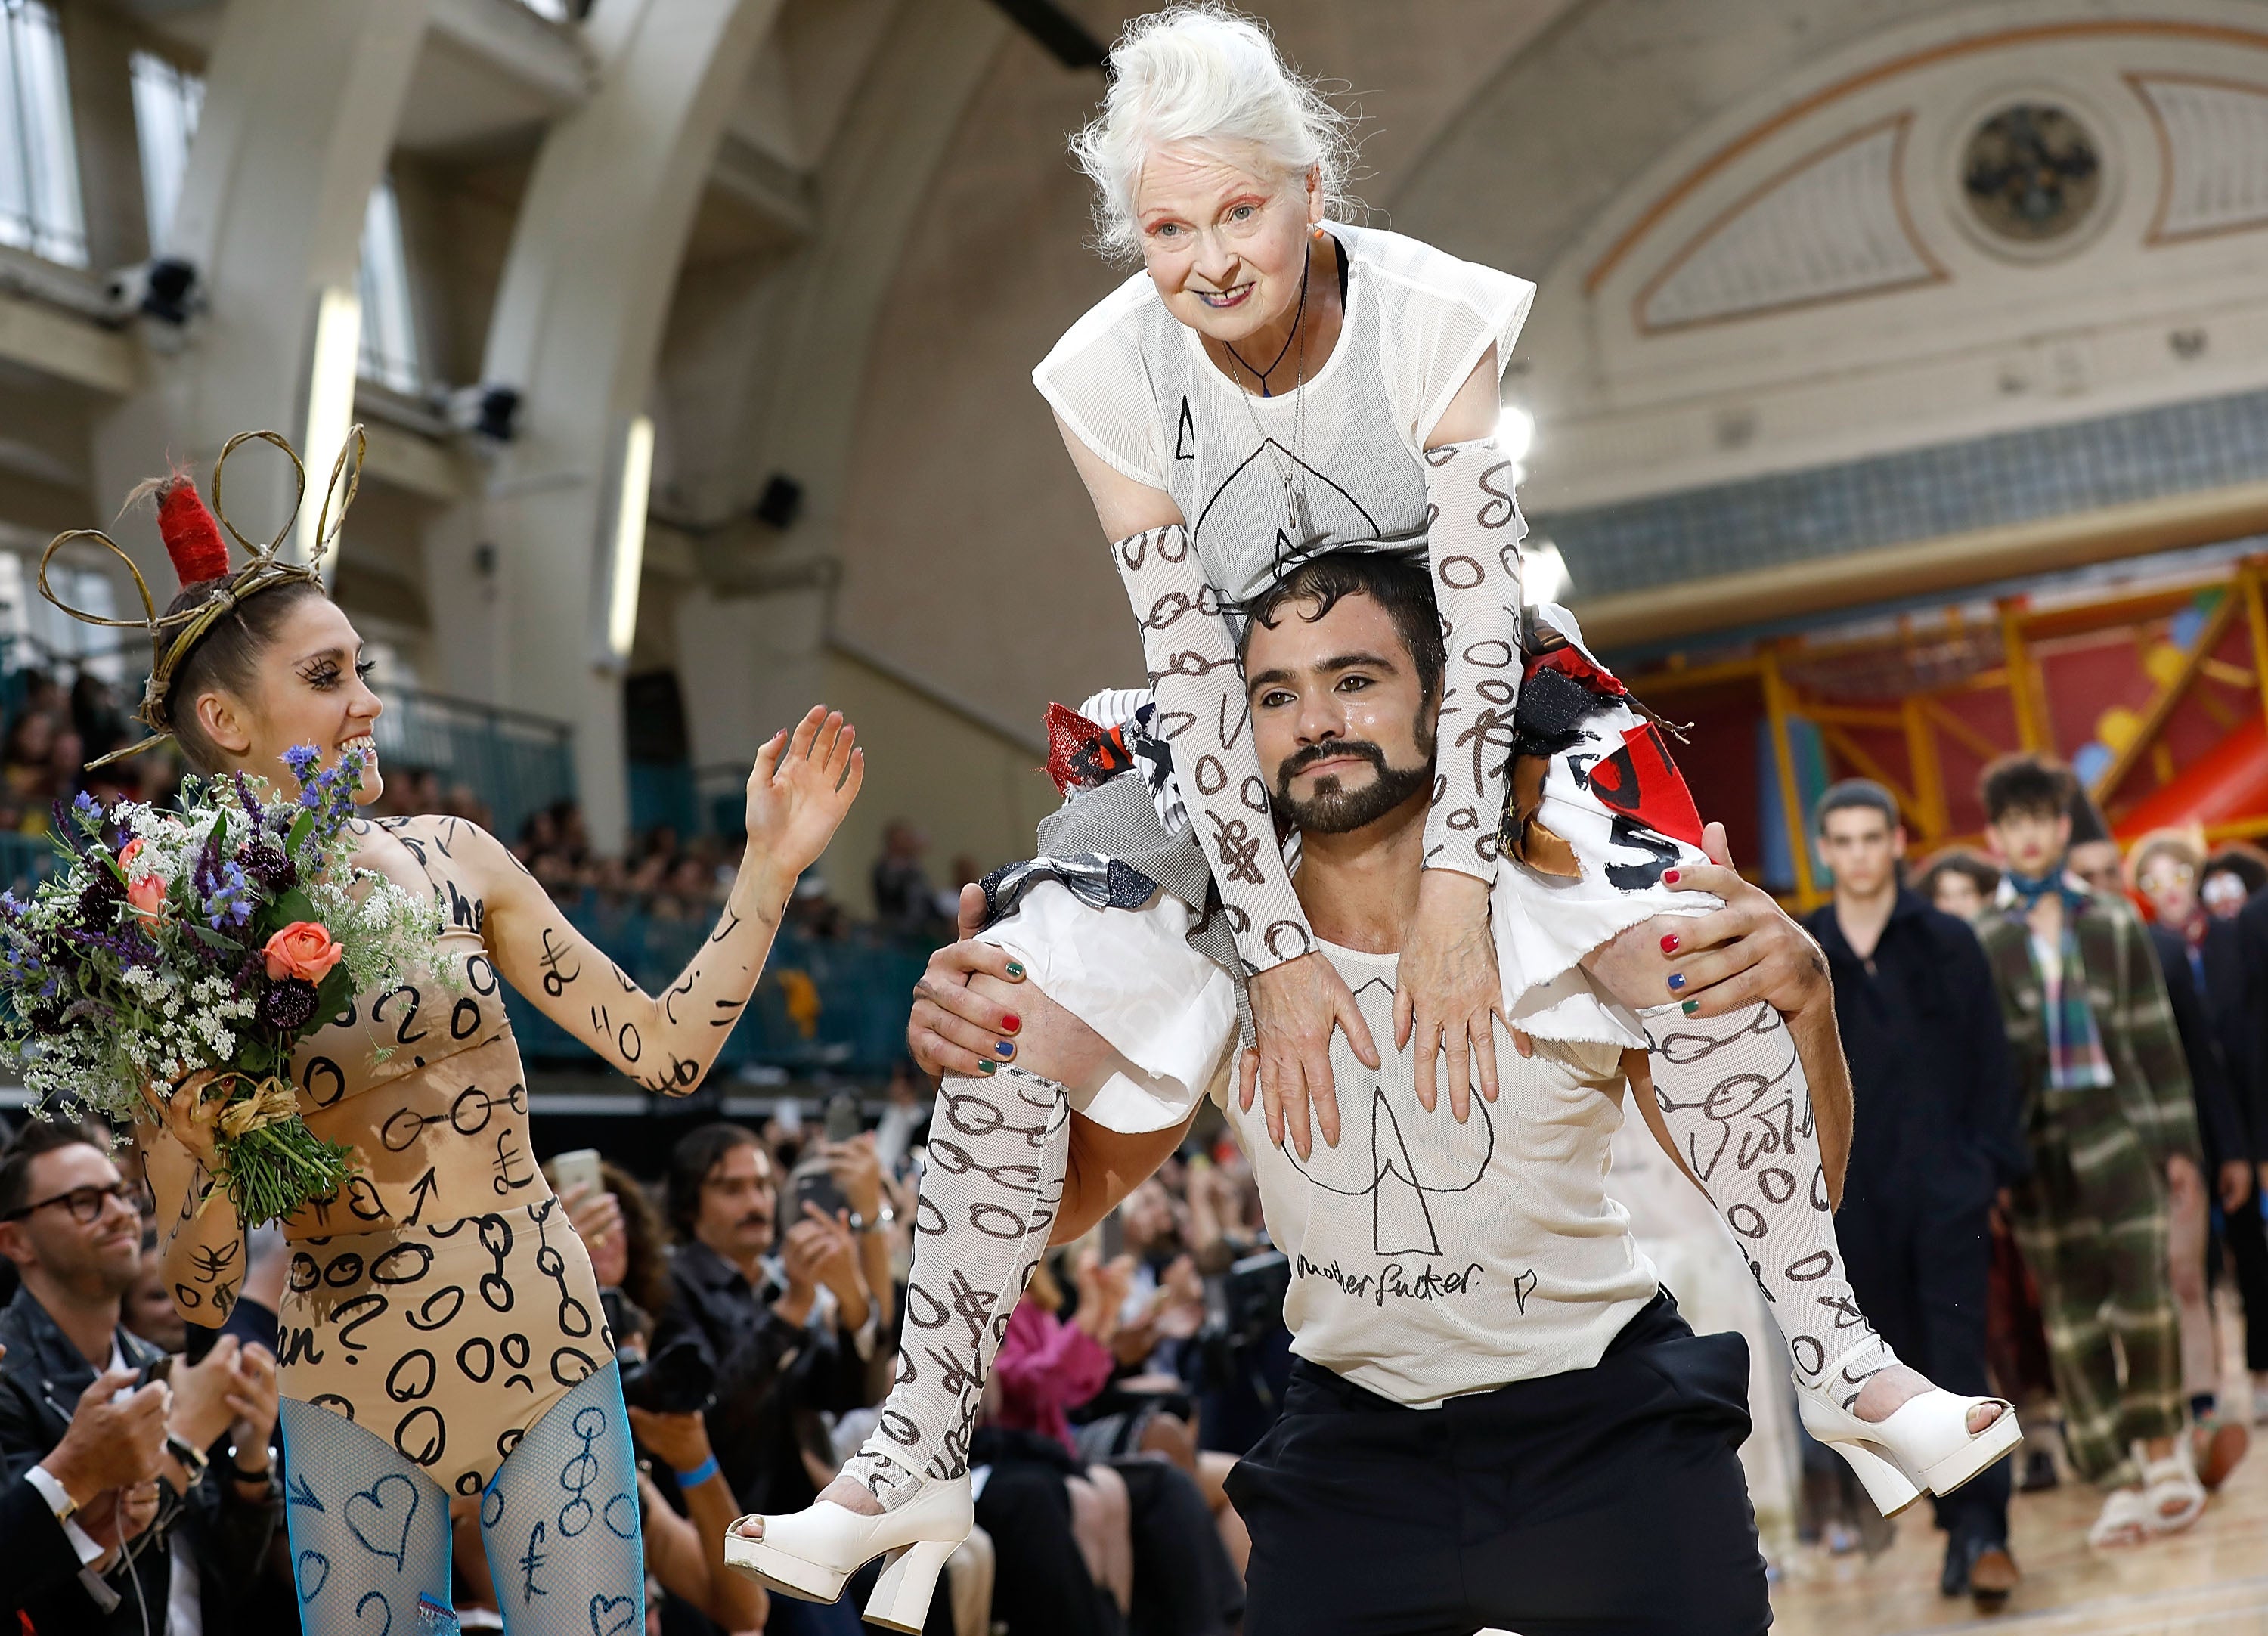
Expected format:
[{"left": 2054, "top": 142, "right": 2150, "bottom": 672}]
[
  {"left": 553, "top": 1148, "right": 603, "bottom": 1201},
  {"left": 823, "top": 1091, "right": 863, "bottom": 1144},
  {"left": 792, "top": 1163, "right": 850, "bottom": 1223}
]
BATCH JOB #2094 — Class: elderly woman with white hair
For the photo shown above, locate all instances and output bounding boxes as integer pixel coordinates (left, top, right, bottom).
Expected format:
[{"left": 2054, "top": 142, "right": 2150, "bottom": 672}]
[{"left": 730, "top": 9, "right": 2015, "bottom": 1624}]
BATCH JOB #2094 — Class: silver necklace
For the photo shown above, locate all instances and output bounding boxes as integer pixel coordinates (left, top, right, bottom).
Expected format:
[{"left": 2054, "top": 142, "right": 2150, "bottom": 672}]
[{"left": 1225, "top": 264, "right": 1317, "bottom": 550}]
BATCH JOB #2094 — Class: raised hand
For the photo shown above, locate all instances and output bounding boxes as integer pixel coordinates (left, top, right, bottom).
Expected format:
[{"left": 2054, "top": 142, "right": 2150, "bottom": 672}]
[{"left": 744, "top": 706, "right": 864, "bottom": 882}]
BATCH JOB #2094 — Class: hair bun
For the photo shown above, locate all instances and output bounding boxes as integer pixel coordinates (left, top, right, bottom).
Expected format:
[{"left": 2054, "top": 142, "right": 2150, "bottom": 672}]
[{"left": 153, "top": 474, "right": 229, "bottom": 587}]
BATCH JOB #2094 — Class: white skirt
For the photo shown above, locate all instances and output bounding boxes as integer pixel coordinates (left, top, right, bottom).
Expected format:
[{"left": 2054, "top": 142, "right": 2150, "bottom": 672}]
[{"left": 977, "top": 882, "right": 1238, "bottom": 1134}]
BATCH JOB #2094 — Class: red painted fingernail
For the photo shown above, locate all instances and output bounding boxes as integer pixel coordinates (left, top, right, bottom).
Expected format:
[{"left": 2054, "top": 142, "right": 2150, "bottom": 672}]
[
  {"left": 1001, "top": 1014, "right": 1021, "bottom": 1033},
  {"left": 1663, "top": 869, "right": 1681, "bottom": 885},
  {"left": 1660, "top": 933, "right": 1680, "bottom": 953}
]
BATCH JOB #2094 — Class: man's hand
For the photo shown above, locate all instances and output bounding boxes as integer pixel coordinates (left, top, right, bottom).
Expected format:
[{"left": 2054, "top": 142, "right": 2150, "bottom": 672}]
[
  {"left": 74, "top": 1480, "right": 161, "bottom": 1559},
  {"left": 627, "top": 1405, "right": 713, "bottom": 1474},
  {"left": 1396, "top": 869, "right": 1504, "bottom": 1123},
  {"left": 779, "top": 1205, "right": 866, "bottom": 1329},
  {"left": 907, "top": 886, "right": 1026, "bottom": 1079},
  {"left": 169, "top": 1334, "right": 244, "bottom": 1452},
  {"left": 2218, "top": 1159, "right": 2253, "bottom": 1213},
  {"left": 820, "top": 1135, "right": 884, "bottom": 1222},
  {"left": 562, "top": 1181, "right": 627, "bottom": 1288},
  {"left": 1242, "top": 952, "right": 1380, "bottom": 1160},
  {"left": 1585, "top": 823, "right": 1830, "bottom": 1020},
  {"left": 226, "top": 1343, "right": 279, "bottom": 1474},
  {"left": 42, "top": 1366, "right": 170, "bottom": 1506}
]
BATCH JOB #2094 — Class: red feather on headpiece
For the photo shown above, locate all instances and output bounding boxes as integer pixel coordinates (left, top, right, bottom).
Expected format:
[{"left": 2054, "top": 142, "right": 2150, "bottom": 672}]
[{"left": 151, "top": 473, "right": 229, "bottom": 587}]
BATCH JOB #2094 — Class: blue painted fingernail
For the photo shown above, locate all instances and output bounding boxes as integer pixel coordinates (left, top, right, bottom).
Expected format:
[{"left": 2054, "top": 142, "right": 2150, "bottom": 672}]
[
  {"left": 978, "top": 1059, "right": 997, "bottom": 1075},
  {"left": 996, "top": 1040, "right": 1015, "bottom": 1058},
  {"left": 1005, "top": 960, "right": 1026, "bottom": 979},
  {"left": 1668, "top": 973, "right": 1686, "bottom": 992},
  {"left": 1681, "top": 999, "right": 1700, "bottom": 1015}
]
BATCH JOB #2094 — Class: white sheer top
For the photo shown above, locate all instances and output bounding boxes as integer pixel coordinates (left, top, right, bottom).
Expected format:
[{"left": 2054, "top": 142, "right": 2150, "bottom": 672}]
[{"left": 1035, "top": 224, "right": 1535, "bottom": 603}]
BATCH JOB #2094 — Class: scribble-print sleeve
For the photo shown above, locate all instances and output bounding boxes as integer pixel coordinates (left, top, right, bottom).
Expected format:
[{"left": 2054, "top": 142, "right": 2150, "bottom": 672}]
[
  {"left": 469, "top": 818, "right": 789, "bottom": 1097},
  {"left": 1421, "top": 440, "right": 1526, "bottom": 881},
  {"left": 1110, "top": 524, "right": 1313, "bottom": 973}
]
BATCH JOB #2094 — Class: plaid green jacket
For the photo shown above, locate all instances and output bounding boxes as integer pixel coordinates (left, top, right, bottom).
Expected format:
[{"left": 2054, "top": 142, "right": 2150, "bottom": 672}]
[{"left": 1975, "top": 889, "right": 2201, "bottom": 1170}]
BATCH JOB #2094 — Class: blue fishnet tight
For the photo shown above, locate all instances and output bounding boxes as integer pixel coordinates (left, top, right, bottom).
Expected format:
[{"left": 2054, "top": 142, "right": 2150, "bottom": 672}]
[{"left": 279, "top": 1362, "right": 644, "bottom": 1634}]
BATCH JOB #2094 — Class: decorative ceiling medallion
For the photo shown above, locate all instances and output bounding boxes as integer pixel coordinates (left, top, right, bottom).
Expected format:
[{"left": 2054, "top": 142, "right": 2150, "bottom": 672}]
[{"left": 1960, "top": 103, "right": 2103, "bottom": 245}]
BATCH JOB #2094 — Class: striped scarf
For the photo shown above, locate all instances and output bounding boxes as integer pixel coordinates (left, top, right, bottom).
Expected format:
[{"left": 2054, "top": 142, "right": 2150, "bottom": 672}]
[{"left": 2005, "top": 869, "right": 2114, "bottom": 1092}]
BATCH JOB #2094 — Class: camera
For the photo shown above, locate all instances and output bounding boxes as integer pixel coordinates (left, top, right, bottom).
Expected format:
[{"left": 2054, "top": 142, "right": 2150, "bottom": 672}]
[{"left": 618, "top": 1331, "right": 717, "bottom": 1417}]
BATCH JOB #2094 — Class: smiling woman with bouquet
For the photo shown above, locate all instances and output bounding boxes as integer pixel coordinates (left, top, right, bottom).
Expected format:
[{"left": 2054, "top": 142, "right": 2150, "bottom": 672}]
[{"left": 5, "top": 429, "right": 863, "bottom": 1634}]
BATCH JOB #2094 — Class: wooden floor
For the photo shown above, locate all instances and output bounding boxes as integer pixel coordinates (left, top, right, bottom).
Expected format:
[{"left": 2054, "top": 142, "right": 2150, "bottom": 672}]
[{"left": 1769, "top": 1408, "right": 2268, "bottom": 1634}]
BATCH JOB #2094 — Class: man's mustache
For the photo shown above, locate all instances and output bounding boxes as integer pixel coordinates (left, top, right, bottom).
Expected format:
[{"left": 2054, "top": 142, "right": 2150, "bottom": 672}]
[{"left": 1277, "top": 738, "right": 1387, "bottom": 785}]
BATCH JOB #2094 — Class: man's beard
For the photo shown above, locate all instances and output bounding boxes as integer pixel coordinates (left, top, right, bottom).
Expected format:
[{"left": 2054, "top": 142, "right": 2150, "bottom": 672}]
[{"left": 1270, "top": 728, "right": 1436, "bottom": 835}]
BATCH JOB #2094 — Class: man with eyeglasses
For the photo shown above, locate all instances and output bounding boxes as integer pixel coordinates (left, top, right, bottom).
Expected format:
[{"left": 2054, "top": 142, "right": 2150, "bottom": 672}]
[{"left": 0, "top": 1118, "right": 280, "bottom": 1634}]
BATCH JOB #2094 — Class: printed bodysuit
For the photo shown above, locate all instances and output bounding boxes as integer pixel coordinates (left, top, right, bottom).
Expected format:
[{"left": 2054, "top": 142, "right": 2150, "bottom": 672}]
[{"left": 274, "top": 816, "right": 613, "bottom": 1498}]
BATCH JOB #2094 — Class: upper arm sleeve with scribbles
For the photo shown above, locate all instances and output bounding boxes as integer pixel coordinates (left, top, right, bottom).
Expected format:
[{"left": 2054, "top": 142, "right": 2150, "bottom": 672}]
[
  {"left": 1108, "top": 524, "right": 1311, "bottom": 973},
  {"left": 1420, "top": 438, "right": 1526, "bottom": 879}
]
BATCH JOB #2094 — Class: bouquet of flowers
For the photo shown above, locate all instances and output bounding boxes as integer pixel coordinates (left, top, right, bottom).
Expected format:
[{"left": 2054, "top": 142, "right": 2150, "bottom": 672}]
[{"left": 0, "top": 746, "right": 444, "bottom": 1226}]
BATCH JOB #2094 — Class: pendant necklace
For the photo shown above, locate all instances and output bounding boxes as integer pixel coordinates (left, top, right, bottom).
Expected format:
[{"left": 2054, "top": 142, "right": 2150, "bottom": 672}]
[{"left": 1225, "top": 250, "right": 1318, "bottom": 551}]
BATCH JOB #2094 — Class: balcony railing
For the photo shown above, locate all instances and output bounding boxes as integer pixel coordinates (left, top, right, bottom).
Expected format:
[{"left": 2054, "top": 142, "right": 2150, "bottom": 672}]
[
  {"left": 373, "top": 685, "right": 575, "bottom": 845},
  {"left": 501, "top": 896, "right": 928, "bottom": 1080}
]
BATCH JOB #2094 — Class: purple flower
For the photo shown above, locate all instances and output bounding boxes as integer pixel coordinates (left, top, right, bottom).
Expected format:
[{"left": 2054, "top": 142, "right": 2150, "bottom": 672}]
[
  {"left": 204, "top": 861, "right": 254, "bottom": 930},
  {"left": 232, "top": 773, "right": 265, "bottom": 829},
  {"left": 281, "top": 744, "right": 321, "bottom": 785},
  {"left": 259, "top": 978, "right": 318, "bottom": 1032},
  {"left": 239, "top": 839, "right": 295, "bottom": 895}
]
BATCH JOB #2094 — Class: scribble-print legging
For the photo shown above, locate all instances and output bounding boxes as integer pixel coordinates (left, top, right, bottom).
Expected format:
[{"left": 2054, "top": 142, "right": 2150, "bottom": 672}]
[
  {"left": 279, "top": 1361, "right": 644, "bottom": 1634},
  {"left": 1637, "top": 999, "right": 1897, "bottom": 1409},
  {"left": 841, "top": 1066, "right": 1071, "bottom": 1510}
]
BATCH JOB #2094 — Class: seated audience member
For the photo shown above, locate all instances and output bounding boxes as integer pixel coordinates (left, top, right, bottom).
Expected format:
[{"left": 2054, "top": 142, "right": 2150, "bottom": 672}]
[
  {"left": 656, "top": 1123, "right": 878, "bottom": 1635},
  {"left": 0, "top": 1121, "right": 280, "bottom": 1632},
  {"left": 123, "top": 1227, "right": 191, "bottom": 1356},
  {"left": 1919, "top": 847, "right": 2001, "bottom": 922},
  {"left": 993, "top": 1248, "right": 1246, "bottom": 1636}
]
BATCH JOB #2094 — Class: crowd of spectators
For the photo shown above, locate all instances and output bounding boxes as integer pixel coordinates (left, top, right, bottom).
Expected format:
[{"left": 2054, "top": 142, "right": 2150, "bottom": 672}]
[
  {"left": 0, "top": 669, "right": 161, "bottom": 837},
  {"left": 0, "top": 1052, "right": 1284, "bottom": 1635}
]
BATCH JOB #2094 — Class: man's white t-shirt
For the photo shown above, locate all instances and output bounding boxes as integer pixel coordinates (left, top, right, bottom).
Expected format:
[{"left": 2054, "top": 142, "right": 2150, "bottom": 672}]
[{"left": 1214, "top": 941, "right": 1661, "bottom": 1408}]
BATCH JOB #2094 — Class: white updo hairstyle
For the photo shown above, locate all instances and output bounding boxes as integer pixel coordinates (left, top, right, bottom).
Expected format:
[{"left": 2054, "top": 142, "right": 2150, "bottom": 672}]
[{"left": 1070, "top": 5, "right": 1359, "bottom": 263}]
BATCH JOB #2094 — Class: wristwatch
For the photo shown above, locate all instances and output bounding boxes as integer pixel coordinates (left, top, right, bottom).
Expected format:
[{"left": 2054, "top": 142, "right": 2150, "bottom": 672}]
[
  {"left": 165, "top": 1433, "right": 210, "bottom": 1483},
  {"left": 227, "top": 1445, "right": 271, "bottom": 1482},
  {"left": 847, "top": 1204, "right": 895, "bottom": 1234}
]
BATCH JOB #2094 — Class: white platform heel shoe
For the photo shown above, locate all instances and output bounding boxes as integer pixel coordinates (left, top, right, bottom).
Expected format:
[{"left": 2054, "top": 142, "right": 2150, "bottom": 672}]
[
  {"left": 724, "top": 1475, "right": 973, "bottom": 1634},
  {"left": 1799, "top": 1386, "right": 2023, "bottom": 1517}
]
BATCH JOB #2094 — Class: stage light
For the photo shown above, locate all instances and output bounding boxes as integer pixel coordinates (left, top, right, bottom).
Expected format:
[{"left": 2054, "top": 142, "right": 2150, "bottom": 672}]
[
  {"left": 600, "top": 414, "right": 655, "bottom": 666},
  {"left": 1523, "top": 536, "right": 1570, "bottom": 607},
  {"left": 301, "top": 284, "right": 362, "bottom": 574}
]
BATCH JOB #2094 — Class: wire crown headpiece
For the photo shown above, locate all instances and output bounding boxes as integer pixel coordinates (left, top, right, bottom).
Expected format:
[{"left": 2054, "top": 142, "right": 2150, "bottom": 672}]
[{"left": 38, "top": 426, "right": 367, "bottom": 769}]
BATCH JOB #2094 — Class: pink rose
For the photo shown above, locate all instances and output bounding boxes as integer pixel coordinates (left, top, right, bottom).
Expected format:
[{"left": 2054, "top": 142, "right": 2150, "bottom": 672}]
[
  {"left": 119, "top": 838, "right": 147, "bottom": 869},
  {"left": 263, "top": 921, "right": 344, "bottom": 984},
  {"left": 125, "top": 872, "right": 166, "bottom": 922}
]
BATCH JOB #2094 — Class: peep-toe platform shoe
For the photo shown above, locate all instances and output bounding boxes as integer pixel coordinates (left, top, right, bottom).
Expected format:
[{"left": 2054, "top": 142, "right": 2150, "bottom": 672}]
[
  {"left": 1798, "top": 1385, "right": 2022, "bottom": 1517},
  {"left": 724, "top": 1474, "right": 972, "bottom": 1634}
]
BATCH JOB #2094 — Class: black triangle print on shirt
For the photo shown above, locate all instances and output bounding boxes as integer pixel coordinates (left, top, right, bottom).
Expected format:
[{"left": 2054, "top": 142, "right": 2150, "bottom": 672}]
[
  {"left": 1192, "top": 439, "right": 1383, "bottom": 581},
  {"left": 1175, "top": 397, "right": 1195, "bottom": 462}
]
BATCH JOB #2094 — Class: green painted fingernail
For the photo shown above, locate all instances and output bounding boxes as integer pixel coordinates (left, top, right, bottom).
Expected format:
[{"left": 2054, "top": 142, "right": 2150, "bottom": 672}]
[
  {"left": 1681, "top": 999, "right": 1700, "bottom": 1015},
  {"left": 1005, "top": 961, "right": 1026, "bottom": 979},
  {"left": 978, "top": 1059, "right": 997, "bottom": 1074}
]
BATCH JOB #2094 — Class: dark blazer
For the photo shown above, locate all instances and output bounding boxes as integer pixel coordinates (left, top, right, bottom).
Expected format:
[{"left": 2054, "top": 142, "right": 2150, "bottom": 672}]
[
  {"left": 654, "top": 1239, "right": 872, "bottom": 1517},
  {"left": 0, "top": 1284, "right": 280, "bottom": 1635},
  {"left": 2146, "top": 922, "right": 2249, "bottom": 1168},
  {"left": 0, "top": 1466, "right": 83, "bottom": 1616},
  {"left": 1805, "top": 890, "right": 2028, "bottom": 1217},
  {"left": 2231, "top": 891, "right": 2268, "bottom": 1159}
]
